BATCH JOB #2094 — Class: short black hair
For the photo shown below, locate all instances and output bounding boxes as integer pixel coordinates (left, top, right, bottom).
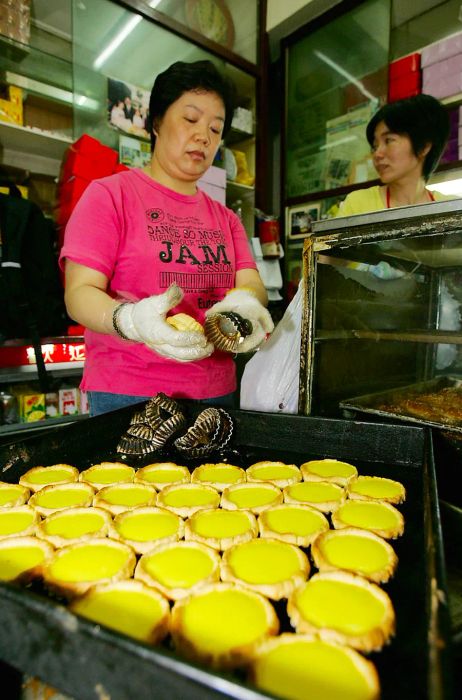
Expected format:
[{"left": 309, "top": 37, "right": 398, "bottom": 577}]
[
  {"left": 147, "top": 60, "right": 236, "bottom": 152},
  {"left": 366, "top": 94, "right": 450, "bottom": 180}
]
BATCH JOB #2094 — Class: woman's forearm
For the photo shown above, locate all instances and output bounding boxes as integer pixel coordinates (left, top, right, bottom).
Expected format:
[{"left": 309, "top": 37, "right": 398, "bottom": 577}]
[{"left": 65, "top": 284, "right": 119, "bottom": 335}]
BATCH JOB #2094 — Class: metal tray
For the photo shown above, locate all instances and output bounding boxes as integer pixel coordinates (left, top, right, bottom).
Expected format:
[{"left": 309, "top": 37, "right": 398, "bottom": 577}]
[
  {"left": 340, "top": 376, "right": 462, "bottom": 434},
  {"left": 0, "top": 405, "right": 453, "bottom": 700}
]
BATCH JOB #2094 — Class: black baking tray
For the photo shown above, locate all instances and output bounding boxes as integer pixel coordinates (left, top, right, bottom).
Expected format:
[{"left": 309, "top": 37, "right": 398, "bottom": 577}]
[
  {"left": 0, "top": 405, "right": 454, "bottom": 700},
  {"left": 340, "top": 376, "right": 462, "bottom": 434}
]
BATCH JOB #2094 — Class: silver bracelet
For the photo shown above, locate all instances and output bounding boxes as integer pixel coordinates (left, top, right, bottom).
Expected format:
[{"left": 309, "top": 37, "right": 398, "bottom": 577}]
[{"left": 112, "top": 303, "right": 131, "bottom": 340}]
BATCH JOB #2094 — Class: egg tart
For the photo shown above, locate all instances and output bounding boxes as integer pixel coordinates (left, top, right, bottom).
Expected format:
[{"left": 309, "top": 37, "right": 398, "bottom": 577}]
[
  {"left": 43, "top": 538, "right": 136, "bottom": 598},
  {"left": 348, "top": 476, "right": 406, "bottom": 504},
  {"left": 70, "top": 579, "right": 170, "bottom": 644},
  {"left": 29, "top": 482, "right": 95, "bottom": 516},
  {"left": 0, "top": 506, "right": 39, "bottom": 539},
  {"left": 191, "top": 463, "right": 246, "bottom": 491},
  {"left": 221, "top": 482, "right": 283, "bottom": 514},
  {"left": 185, "top": 508, "right": 258, "bottom": 551},
  {"left": 79, "top": 462, "right": 135, "bottom": 490},
  {"left": 166, "top": 313, "right": 203, "bottom": 333},
  {"left": 332, "top": 499, "right": 404, "bottom": 539},
  {"left": 37, "top": 507, "right": 111, "bottom": 548},
  {"left": 250, "top": 634, "right": 380, "bottom": 700},
  {"left": 134, "top": 462, "right": 190, "bottom": 489},
  {"left": 0, "top": 536, "right": 54, "bottom": 583},
  {"left": 135, "top": 540, "right": 220, "bottom": 600},
  {"left": 93, "top": 482, "right": 156, "bottom": 516},
  {"left": 19, "top": 464, "right": 78, "bottom": 492},
  {"left": 109, "top": 506, "right": 184, "bottom": 555},
  {"left": 157, "top": 483, "right": 220, "bottom": 517},
  {"left": 221, "top": 538, "right": 309, "bottom": 600},
  {"left": 0, "top": 481, "right": 29, "bottom": 508},
  {"left": 171, "top": 583, "right": 279, "bottom": 669},
  {"left": 246, "top": 461, "right": 301, "bottom": 488},
  {"left": 311, "top": 528, "right": 398, "bottom": 584},
  {"left": 258, "top": 504, "right": 329, "bottom": 547},
  {"left": 301, "top": 458, "right": 358, "bottom": 486},
  {"left": 284, "top": 480, "right": 345, "bottom": 513},
  {"left": 288, "top": 571, "right": 395, "bottom": 652}
]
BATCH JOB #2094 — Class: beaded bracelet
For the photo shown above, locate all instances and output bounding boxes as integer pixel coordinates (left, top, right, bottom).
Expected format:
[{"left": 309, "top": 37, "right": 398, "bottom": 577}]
[{"left": 112, "top": 303, "right": 131, "bottom": 340}]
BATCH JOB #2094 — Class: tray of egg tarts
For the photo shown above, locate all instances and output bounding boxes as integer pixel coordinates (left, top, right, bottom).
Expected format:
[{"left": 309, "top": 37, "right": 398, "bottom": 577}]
[{"left": 0, "top": 401, "right": 453, "bottom": 700}]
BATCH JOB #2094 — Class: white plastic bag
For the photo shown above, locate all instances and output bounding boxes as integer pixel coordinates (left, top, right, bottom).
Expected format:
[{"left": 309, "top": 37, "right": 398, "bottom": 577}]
[{"left": 240, "top": 282, "right": 303, "bottom": 414}]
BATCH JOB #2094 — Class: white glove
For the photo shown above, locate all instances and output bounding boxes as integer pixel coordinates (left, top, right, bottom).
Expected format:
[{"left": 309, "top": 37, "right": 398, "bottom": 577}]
[
  {"left": 205, "top": 288, "right": 274, "bottom": 353},
  {"left": 114, "top": 284, "right": 213, "bottom": 362}
]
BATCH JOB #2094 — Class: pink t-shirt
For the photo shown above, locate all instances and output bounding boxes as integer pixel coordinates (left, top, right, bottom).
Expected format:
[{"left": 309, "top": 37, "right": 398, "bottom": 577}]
[{"left": 60, "top": 168, "right": 256, "bottom": 398}]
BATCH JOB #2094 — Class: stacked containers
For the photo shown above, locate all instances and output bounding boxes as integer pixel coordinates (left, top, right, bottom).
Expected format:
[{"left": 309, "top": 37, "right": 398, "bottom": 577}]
[
  {"left": 388, "top": 53, "right": 421, "bottom": 103},
  {"left": 422, "top": 31, "right": 462, "bottom": 100}
]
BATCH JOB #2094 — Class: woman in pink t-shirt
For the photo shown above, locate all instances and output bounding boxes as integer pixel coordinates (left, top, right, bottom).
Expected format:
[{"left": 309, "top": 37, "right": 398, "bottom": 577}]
[{"left": 61, "top": 60, "right": 272, "bottom": 416}]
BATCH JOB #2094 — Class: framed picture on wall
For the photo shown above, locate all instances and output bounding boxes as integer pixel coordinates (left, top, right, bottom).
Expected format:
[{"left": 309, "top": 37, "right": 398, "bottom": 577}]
[{"left": 286, "top": 203, "right": 321, "bottom": 240}]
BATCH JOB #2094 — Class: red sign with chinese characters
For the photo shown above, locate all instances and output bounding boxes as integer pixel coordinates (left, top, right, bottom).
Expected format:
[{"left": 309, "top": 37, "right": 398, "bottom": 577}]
[{"left": 0, "top": 342, "right": 86, "bottom": 368}]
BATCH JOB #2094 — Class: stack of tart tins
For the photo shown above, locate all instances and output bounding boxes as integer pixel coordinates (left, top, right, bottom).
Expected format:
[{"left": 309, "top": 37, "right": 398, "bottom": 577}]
[{"left": 0, "top": 454, "right": 408, "bottom": 700}]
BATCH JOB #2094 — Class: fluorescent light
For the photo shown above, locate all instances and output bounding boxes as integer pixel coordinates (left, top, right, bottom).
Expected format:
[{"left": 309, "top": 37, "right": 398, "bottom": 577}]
[
  {"left": 314, "top": 50, "right": 377, "bottom": 103},
  {"left": 427, "top": 179, "right": 462, "bottom": 196},
  {"left": 93, "top": 1, "right": 162, "bottom": 70}
]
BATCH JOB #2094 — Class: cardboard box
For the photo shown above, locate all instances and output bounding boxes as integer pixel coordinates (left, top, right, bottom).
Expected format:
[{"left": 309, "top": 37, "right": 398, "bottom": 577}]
[
  {"left": 231, "top": 107, "right": 253, "bottom": 134},
  {"left": 59, "top": 388, "right": 80, "bottom": 416},
  {"left": 0, "top": 83, "right": 23, "bottom": 125},
  {"left": 421, "top": 31, "right": 462, "bottom": 67},
  {"left": 388, "top": 72, "right": 421, "bottom": 102},
  {"left": 20, "top": 393, "right": 46, "bottom": 422},
  {"left": 198, "top": 165, "right": 226, "bottom": 204},
  {"left": 389, "top": 53, "right": 421, "bottom": 81}
]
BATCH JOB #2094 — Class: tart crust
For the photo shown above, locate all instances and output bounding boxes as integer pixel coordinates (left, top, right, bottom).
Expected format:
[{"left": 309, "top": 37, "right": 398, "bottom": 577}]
[
  {"left": 185, "top": 508, "right": 258, "bottom": 550},
  {"left": 221, "top": 482, "right": 283, "bottom": 514},
  {"left": 221, "top": 538, "right": 309, "bottom": 599},
  {"left": 37, "top": 507, "right": 111, "bottom": 548},
  {"left": 134, "top": 540, "right": 220, "bottom": 600},
  {"left": 347, "top": 476, "right": 406, "bottom": 504},
  {"left": 0, "top": 535, "right": 54, "bottom": 583},
  {"left": 332, "top": 499, "right": 404, "bottom": 539},
  {"left": 0, "top": 505, "right": 39, "bottom": 539},
  {"left": 28, "top": 482, "right": 95, "bottom": 516},
  {"left": 170, "top": 582, "right": 279, "bottom": 669},
  {"left": 43, "top": 537, "right": 136, "bottom": 598},
  {"left": 300, "top": 458, "right": 358, "bottom": 486},
  {"left": 250, "top": 633, "right": 380, "bottom": 700},
  {"left": 0, "top": 481, "right": 30, "bottom": 508},
  {"left": 109, "top": 506, "right": 185, "bottom": 555},
  {"left": 287, "top": 571, "right": 395, "bottom": 652},
  {"left": 191, "top": 463, "right": 246, "bottom": 491},
  {"left": 311, "top": 527, "right": 398, "bottom": 584},
  {"left": 246, "top": 461, "right": 301, "bottom": 488},
  {"left": 19, "top": 464, "right": 78, "bottom": 492},
  {"left": 70, "top": 579, "right": 170, "bottom": 644},
  {"left": 157, "top": 483, "right": 220, "bottom": 517},
  {"left": 79, "top": 462, "right": 135, "bottom": 490},
  {"left": 134, "top": 462, "right": 190, "bottom": 489},
  {"left": 93, "top": 482, "right": 157, "bottom": 516},
  {"left": 258, "top": 503, "right": 329, "bottom": 547},
  {"left": 283, "top": 480, "right": 345, "bottom": 513}
]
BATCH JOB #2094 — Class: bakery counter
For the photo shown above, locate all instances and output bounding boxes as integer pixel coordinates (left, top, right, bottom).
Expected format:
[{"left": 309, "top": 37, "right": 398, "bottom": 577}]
[{"left": 0, "top": 406, "right": 454, "bottom": 700}]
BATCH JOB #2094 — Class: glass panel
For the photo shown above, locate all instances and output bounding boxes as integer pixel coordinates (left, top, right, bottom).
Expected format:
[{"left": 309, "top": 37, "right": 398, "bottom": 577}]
[
  {"left": 285, "top": 0, "right": 390, "bottom": 199},
  {"left": 139, "top": 0, "right": 258, "bottom": 64},
  {"left": 390, "top": 0, "right": 461, "bottom": 61}
]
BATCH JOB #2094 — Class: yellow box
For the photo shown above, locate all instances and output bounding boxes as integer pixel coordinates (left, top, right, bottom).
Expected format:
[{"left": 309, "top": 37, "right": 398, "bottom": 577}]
[
  {"left": 0, "top": 99, "right": 23, "bottom": 125},
  {"left": 20, "top": 393, "right": 46, "bottom": 422}
]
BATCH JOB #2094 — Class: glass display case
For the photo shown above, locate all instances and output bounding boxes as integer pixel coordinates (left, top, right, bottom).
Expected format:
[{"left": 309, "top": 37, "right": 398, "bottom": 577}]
[{"left": 299, "top": 198, "right": 462, "bottom": 424}]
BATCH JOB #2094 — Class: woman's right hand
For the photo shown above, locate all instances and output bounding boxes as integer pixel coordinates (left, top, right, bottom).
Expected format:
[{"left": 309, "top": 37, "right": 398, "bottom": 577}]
[{"left": 115, "top": 284, "right": 213, "bottom": 362}]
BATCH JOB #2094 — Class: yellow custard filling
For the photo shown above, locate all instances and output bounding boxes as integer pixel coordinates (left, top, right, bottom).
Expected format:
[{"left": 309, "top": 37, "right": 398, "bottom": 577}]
[
  {"left": 48, "top": 545, "right": 130, "bottom": 582},
  {"left": 228, "top": 540, "right": 302, "bottom": 584},
  {"left": 0, "top": 545, "right": 46, "bottom": 581},
  {"left": 336, "top": 501, "right": 400, "bottom": 531},
  {"left": 25, "top": 468, "right": 75, "bottom": 485},
  {"left": 143, "top": 546, "right": 215, "bottom": 587},
  {"left": 44, "top": 512, "right": 106, "bottom": 539},
  {"left": 350, "top": 477, "right": 404, "bottom": 500},
  {"left": 303, "top": 459, "right": 357, "bottom": 480},
  {"left": 100, "top": 486, "right": 153, "bottom": 507},
  {"left": 138, "top": 465, "right": 188, "bottom": 484},
  {"left": 180, "top": 588, "right": 270, "bottom": 653},
  {"left": 0, "top": 510, "right": 35, "bottom": 535},
  {"left": 117, "top": 511, "right": 180, "bottom": 542},
  {"left": 35, "top": 487, "right": 91, "bottom": 509},
  {"left": 162, "top": 486, "right": 219, "bottom": 508},
  {"left": 83, "top": 466, "right": 134, "bottom": 485},
  {"left": 254, "top": 638, "right": 377, "bottom": 700},
  {"left": 287, "top": 481, "right": 343, "bottom": 503},
  {"left": 195, "top": 465, "right": 243, "bottom": 484},
  {"left": 321, "top": 535, "right": 391, "bottom": 574},
  {"left": 263, "top": 507, "right": 327, "bottom": 536},
  {"left": 72, "top": 588, "right": 166, "bottom": 641},
  {"left": 249, "top": 465, "right": 299, "bottom": 481},
  {"left": 296, "top": 580, "right": 386, "bottom": 635},
  {"left": 227, "top": 485, "right": 279, "bottom": 509},
  {"left": 0, "top": 485, "right": 26, "bottom": 506},
  {"left": 192, "top": 510, "right": 252, "bottom": 538}
]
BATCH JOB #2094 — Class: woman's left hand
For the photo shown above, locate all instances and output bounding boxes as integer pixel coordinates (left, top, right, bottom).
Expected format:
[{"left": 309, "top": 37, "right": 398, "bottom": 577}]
[{"left": 206, "top": 288, "right": 274, "bottom": 353}]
